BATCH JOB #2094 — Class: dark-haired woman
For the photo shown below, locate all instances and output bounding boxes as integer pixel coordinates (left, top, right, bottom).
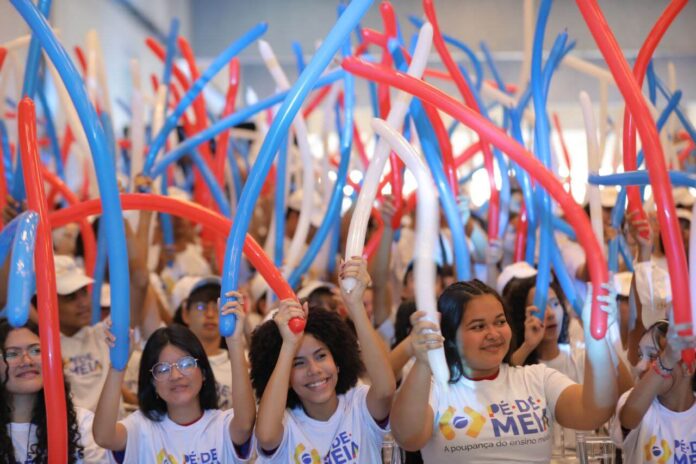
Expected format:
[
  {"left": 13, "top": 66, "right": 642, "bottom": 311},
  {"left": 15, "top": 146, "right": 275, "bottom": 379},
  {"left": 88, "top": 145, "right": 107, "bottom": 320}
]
[
  {"left": 615, "top": 320, "right": 696, "bottom": 463},
  {"left": 250, "top": 257, "right": 396, "bottom": 462},
  {"left": 0, "top": 320, "right": 109, "bottom": 463},
  {"left": 391, "top": 279, "right": 620, "bottom": 463},
  {"left": 93, "top": 292, "right": 255, "bottom": 462}
]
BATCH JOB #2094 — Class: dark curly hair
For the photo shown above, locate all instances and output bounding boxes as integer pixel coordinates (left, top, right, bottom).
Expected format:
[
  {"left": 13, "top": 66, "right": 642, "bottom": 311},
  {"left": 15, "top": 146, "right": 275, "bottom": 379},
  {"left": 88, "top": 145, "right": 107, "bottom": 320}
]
[
  {"left": 502, "top": 273, "right": 570, "bottom": 366},
  {"left": 438, "top": 280, "right": 515, "bottom": 383},
  {"left": 249, "top": 306, "right": 365, "bottom": 410},
  {"left": 0, "top": 320, "right": 83, "bottom": 464},
  {"left": 138, "top": 325, "right": 219, "bottom": 421}
]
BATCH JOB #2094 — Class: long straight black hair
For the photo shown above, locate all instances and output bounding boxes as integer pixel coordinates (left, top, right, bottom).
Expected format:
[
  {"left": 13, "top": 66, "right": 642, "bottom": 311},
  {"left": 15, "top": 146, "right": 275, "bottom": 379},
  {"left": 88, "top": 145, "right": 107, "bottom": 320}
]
[
  {"left": 0, "top": 320, "right": 83, "bottom": 464},
  {"left": 138, "top": 325, "right": 219, "bottom": 421}
]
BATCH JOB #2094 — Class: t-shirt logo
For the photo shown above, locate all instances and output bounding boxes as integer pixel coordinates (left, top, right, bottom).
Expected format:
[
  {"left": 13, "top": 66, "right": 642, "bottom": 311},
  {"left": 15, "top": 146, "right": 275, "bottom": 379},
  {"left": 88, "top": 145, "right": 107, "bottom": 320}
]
[
  {"left": 64, "top": 353, "right": 103, "bottom": 376},
  {"left": 294, "top": 444, "right": 321, "bottom": 464},
  {"left": 643, "top": 436, "right": 672, "bottom": 463},
  {"left": 157, "top": 449, "right": 178, "bottom": 464},
  {"left": 438, "top": 405, "right": 487, "bottom": 440}
]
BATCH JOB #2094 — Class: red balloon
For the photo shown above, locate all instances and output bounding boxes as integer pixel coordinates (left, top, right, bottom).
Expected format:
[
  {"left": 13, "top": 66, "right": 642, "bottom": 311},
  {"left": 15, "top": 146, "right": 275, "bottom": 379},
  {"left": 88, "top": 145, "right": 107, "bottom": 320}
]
[
  {"left": 19, "top": 98, "right": 69, "bottom": 462},
  {"left": 576, "top": 0, "right": 693, "bottom": 360},
  {"left": 621, "top": 0, "right": 688, "bottom": 237},
  {"left": 341, "top": 56, "right": 611, "bottom": 339}
]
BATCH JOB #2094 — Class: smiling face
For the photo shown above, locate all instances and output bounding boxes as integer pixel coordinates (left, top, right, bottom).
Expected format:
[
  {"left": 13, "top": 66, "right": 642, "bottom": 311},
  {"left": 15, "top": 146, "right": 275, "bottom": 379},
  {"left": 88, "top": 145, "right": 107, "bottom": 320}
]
[
  {"left": 1, "top": 328, "right": 43, "bottom": 395},
  {"left": 290, "top": 334, "right": 339, "bottom": 418},
  {"left": 457, "top": 294, "right": 512, "bottom": 378},
  {"left": 526, "top": 287, "right": 565, "bottom": 343},
  {"left": 152, "top": 344, "right": 204, "bottom": 410}
]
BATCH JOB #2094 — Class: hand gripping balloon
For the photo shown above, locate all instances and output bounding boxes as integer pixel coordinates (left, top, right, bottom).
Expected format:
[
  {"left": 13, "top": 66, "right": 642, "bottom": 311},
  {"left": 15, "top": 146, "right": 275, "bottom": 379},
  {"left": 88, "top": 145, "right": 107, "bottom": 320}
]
[{"left": 372, "top": 117, "right": 449, "bottom": 388}]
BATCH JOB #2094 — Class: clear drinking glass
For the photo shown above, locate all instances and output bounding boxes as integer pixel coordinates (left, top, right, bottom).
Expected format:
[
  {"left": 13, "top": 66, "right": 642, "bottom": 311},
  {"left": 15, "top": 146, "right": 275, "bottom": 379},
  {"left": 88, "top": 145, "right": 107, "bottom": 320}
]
[
  {"left": 382, "top": 438, "right": 404, "bottom": 464},
  {"left": 576, "top": 433, "right": 615, "bottom": 464}
]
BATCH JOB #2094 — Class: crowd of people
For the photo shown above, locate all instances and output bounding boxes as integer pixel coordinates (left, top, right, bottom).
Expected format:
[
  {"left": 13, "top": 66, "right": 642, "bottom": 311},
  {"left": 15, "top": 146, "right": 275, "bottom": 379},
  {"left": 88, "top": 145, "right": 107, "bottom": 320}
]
[{"left": 0, "top": 181, "right": 695, "bottom": 464}]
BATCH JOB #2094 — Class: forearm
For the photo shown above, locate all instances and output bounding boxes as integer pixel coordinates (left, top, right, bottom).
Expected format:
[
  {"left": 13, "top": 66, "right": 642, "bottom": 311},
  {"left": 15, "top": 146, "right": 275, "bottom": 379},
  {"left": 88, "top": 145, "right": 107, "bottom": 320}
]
[
  {"left": 94, "top": 367, "right": 127, "bottom": 449},
  {"left": 226, "top": 337, "right": 256, "bottom": 444},
  {"left": 255, "top": 342, "right": 295, "bottom": 449},
  {"left": 510, "top": 343, "right": 534, "bottom": 367},
  {"left": 371, "top": 226, "right": 394, "bottom": 327},
  {"left": 391, "top": 361, "right": 434, "bottom": 451},
  {"left": 581, "top": 338, "right": 618, "bottom": 425},
  {"left": 350, "top": 304, "right": 396, "bottom": 399},
  {"left": 389, "top": 337, "right": 413, "bottom": 380},
  {"left": 619, "top": 369, "right": 666, "bottom": 430}
]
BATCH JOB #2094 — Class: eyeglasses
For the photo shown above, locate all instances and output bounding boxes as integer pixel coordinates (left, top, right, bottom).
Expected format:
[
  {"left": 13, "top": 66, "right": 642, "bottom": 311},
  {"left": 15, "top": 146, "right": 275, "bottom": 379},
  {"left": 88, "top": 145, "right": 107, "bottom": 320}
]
[
  {"left": 191, "top": 301, "right": 218, "bottom": 313},
  {"left": 2, "top": 345, "right": 41, "bottom": 364},
  {"left": 150, "top": 356, "right": 198, "bottom": 382}
]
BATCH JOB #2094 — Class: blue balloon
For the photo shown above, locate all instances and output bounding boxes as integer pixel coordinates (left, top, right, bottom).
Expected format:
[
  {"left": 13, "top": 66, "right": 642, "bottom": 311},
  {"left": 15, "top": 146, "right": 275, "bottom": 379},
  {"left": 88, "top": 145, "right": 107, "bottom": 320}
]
[
  {"left": 142, "top": 22, "right": 268, "bottom": 176},
  {"left": 288, "top": 25, "right": 355, "bottom": 288},
  {"left": 2, "top": 211, "right": 38, "bottom": 327},
  {"left": 0, "top": 121, "right": 13, "bottom": 189},
  {"left": 409, "top": 15, "right": 483, "bottom": 91},
  {"left": 12, "top": 0, "right": 52, "bottom": 202},
  {"left": 588, "top": 170, "right": 696, "bottom": 189},
  {"left": 12, "top": 0, "right": 131, "bottom": 369},
  {"left": 551, "top": 237, "right": 583, "bottom": 317},
  {"left": 531, "top": 0, "right": 553, "bottom": 316},
  {"left": 292, "top": 41, "right": 306, "bottom": 74},
  {"left": 91, "top": 219, "right": 109, "bottom": 325},
  {"left": 274, "top": 138, "right": 289, "bottom": 269},
  {"left": 150, "top": 70, "right": 345, "bottom": 178},
  {"left": 220, "top": 0, "right": 374, "bottom": 336},
  {"left": 162, "top": 18, "right": 180, "bottom": 107}
]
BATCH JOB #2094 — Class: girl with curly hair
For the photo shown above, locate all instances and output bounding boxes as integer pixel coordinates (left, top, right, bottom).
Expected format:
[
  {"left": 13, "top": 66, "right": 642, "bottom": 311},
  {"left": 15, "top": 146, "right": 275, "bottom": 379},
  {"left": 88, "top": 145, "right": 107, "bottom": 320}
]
[
  {"left": 391, "top": 279, "right": 622, "bottom": 463},
  {"left": 250, "top": 257, "right": 396, "bottom": 463},
  {"left": 92, "top": 292, "right": 255, "bottom": 463},
  {"left": 0, "top": 319, "right": 109, "bottom": 463}
]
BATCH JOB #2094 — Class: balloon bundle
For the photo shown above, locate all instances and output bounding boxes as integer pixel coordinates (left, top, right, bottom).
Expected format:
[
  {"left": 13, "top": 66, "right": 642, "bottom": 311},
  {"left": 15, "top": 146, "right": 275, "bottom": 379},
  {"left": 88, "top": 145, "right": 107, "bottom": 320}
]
[{"left": 0, "top": 0, "right": 694, "bottom": 459}]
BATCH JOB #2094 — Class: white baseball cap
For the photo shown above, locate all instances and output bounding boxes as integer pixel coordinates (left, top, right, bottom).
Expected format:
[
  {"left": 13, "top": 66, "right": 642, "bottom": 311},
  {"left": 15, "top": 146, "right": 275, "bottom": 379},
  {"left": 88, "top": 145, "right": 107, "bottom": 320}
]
[
  {"left": 287, "top": 189, "right": 325, "bottom": 228},
  {"left": 297, "top": 280, "right": 336, "bottom": 300},
  {"left": 600, "top": 188, "right": 619, "bottom": 208},
  {"left": 170, "top": 275, "right": 222, "bottom": 312},
  {"left": 54, "top": 255, "right": 94, "bottom": 295},
  {"left": 496, "top": 261, "right": 538, "bottom": 295}
]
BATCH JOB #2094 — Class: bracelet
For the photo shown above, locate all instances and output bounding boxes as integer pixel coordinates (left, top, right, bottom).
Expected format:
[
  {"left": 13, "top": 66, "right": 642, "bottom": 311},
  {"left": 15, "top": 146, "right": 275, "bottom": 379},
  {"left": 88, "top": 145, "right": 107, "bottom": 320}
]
[
  {"left": 651, "top": 360, "right": 672, "bottom": 379},
  {"left": 657, "top": 356, "right": 675, "bottom": 373}
]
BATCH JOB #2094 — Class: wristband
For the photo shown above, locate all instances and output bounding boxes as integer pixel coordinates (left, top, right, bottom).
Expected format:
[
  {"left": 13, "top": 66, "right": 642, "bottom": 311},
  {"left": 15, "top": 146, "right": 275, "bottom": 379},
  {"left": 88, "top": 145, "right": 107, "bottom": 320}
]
[{"left": 651, "top": 359, "right": 672, "bottom": 379}]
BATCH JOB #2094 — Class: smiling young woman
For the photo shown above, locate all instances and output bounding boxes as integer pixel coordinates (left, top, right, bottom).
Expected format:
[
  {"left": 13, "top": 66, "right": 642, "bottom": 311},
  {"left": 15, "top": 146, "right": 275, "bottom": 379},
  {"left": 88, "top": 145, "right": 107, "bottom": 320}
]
[
  {"left": 92, "top": 293, "right": 255, "bottom": 463},
  {"left": 0, "top": 320, "right": 110, "bottom": 463},
  {"left": 390, "top": 279, "right": 621, "bottom": 464},
  {"left": 249, "top": 256, "right": 396, "bottom": 463}
]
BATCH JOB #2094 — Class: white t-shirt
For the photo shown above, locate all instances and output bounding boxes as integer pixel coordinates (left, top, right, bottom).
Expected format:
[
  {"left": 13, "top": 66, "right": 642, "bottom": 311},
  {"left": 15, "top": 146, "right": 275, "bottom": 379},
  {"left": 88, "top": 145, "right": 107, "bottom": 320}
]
[
  {"left": 616, "top": 389, "right": 696, "bottom": 464},
  {"left": 61, "top": 321, "right": 111, "bottom": 412},
  {"left": 420, "top": 363, "right": 575, "bottom": 463},
  {"left": 209, "top": 350, "right": 233, "bottom": 410},
  {"left": 120, "top": 409, "right": 251, "bottom": 463},
  {"left": 540, "top": 344, "right": 586, "bottom": 453},
  {"left": 9, "top": 407, "right": 112, "bottom": 463},
  {"left": 256, "top": 384, "right": 389, "bottom": 463}
]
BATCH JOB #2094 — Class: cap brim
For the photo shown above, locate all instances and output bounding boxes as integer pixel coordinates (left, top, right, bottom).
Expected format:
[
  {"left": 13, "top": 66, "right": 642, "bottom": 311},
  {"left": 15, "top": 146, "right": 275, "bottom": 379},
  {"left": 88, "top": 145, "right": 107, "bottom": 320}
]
[{"left": 56, "top": 274, "right": 94, "bottom": 296}]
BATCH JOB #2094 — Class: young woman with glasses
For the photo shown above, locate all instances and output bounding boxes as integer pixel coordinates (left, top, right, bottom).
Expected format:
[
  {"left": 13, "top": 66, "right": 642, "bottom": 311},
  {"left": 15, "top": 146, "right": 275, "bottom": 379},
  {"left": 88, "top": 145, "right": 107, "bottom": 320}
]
[
  {"left": 0, "top": 320, "right": 110, "bottom": 463},
  {"left": 93, "top": 292, "right": 255, "bottom": 462}
]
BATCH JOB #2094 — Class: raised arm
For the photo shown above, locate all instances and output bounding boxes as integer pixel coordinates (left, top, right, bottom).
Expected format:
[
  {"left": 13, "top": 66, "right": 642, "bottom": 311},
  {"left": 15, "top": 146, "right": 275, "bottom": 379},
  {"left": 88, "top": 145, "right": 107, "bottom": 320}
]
[
  {"left": 220, "top": 291, "right": 256, "bottom": 445},
  {"left": 254, "top": 299, "right": 306, "bottom": 451},
  {"left": 391, "top": 311, "right": 442, "bottom": 451},
  {"left": 93, "top": 324, "right": 130, "bottom": 451},
  {"left": 620, "top": 322, "right": 696, "bottom": 430},
  {"left": 340, "top": 257, "right": 396, "bottom": 420},
  {"left": 555, "top": 286, "right": 619, "bottom": 430}
]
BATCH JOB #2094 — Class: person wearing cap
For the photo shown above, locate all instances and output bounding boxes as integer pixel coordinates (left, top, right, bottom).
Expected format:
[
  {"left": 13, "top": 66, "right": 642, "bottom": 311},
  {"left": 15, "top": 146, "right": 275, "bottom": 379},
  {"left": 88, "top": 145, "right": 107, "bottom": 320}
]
[{"left": 172, "top": 275, "right": 238, "bottom": 410}]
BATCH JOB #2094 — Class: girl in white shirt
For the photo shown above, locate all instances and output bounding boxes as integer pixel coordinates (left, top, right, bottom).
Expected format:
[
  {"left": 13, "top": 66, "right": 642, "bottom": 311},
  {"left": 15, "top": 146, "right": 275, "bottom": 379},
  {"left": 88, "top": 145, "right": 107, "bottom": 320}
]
[
  {"left": 93, "top": 292, "right": 255, "bottom": 463},
  {"left": 617, "top": 320, "right": 696, "bottom": 464},
  {"left": 249, "top": 257, "right": 396, "bottom": 463},
  {"left": 0, "top": 320, "right": 110, "bottom": 463},
  {"left": 392, "top": 279, "right": 620, "bottom": 463}
]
